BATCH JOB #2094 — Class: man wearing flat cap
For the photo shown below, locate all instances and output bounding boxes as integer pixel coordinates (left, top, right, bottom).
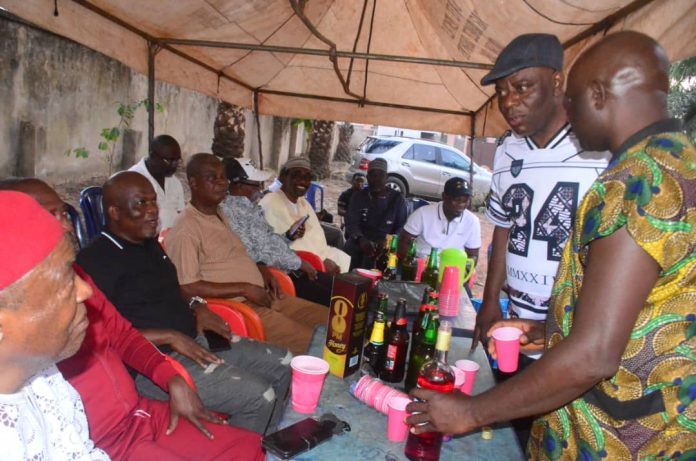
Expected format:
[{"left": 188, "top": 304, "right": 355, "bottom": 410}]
[
  {"left": 344, "top": 157, "right": 408, "bottom": 269},
  {"left": 259, "top": 156, "right": 351, "bottom": 274},
  {"left": 0, "top": 191, "right": 108, "bottom": 459},
  {"left": 398, "top": 176, "right": 481, "bottom": 276},
  {"left": 472, "top": 34, "right": 609, "bottom": 370}
]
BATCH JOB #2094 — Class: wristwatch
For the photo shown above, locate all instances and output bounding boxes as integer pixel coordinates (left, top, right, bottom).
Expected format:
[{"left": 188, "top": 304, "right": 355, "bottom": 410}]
[{"left": 188, "top": 296, "right": 207, "bottom": 309}]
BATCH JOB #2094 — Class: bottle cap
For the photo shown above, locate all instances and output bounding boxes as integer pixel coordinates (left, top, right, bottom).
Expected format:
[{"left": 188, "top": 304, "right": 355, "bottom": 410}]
[{"left": 481, "top": 426, "right": 493, "bottom": 440}]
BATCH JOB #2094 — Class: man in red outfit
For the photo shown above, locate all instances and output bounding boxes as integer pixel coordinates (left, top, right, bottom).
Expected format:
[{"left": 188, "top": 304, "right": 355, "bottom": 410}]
[{"left": 0, "top": 178, "right": 264, "bottom": 461}]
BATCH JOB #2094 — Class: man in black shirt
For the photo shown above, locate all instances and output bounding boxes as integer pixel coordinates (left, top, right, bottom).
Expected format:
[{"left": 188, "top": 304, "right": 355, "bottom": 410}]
[
  {"left": 77, "top": 171, "right": 292, "bottom": 435},
  {"left": 343, "top": 158, "right": 407, "bottom": 269},
  {"left": 337, "top": 172, "right": 366, "bottom": 219}
]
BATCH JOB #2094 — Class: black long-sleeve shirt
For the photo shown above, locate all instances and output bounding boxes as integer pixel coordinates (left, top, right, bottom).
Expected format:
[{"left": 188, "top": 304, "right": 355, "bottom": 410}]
[{"left": 344, "top": 189, "right": 407, "bottom": 242}]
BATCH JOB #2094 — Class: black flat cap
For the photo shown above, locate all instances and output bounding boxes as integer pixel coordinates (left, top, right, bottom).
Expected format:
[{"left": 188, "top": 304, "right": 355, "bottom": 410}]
[
  {"left": 444, "top": 177, "right": 471, "bottom": 197},
  {"left": 480, "top": 34, "right": 563, "bottom": 86}
]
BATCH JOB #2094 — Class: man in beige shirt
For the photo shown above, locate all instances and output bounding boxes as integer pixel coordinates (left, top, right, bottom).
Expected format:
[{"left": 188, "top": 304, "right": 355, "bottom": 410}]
[{"left": 165, "top": 154, "right": 328, "bottom": 355}]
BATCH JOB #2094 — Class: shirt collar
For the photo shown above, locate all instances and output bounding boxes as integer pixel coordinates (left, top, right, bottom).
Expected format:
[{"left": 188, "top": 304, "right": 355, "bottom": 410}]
[
  {"left": 614, "top": 118, "right": 683, "bottom": 156},
  {"left": 437, "top": 202, "right": 464, "bottom": 223},
  {"left": 101, "top": 230, "right": 154, "bottom": 250}
]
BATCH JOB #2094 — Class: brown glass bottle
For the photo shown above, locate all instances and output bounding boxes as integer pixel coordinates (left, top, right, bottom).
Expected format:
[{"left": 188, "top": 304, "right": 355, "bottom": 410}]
[
  {"left": 375, "top": 235, "right": 392, "bottom": 272},
  {"left": 379, "top": 298, "right": 410, "bottom": 383}
]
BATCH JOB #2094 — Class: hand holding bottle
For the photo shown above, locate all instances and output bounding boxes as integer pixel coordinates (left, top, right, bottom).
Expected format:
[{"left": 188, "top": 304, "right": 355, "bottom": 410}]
[{"left": 405, "top": 389, "right": 475, "bottom": 435}]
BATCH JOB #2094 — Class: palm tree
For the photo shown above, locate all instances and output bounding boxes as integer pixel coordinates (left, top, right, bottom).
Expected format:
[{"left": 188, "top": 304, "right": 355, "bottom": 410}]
[
  {"left": 334, "top": 122, "right": 354, "bottom": 163},
  {"left": 211, "top": 102, "right": 246, "bottom": 160},
  {"left": 308, "top": 120, "right": 334, "bottom": 179}
]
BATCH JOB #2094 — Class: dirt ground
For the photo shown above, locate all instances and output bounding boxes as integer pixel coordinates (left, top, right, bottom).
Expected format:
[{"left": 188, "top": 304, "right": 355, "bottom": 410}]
[{"left": 54, "top": 161, "right": 492, "bottom": 298}]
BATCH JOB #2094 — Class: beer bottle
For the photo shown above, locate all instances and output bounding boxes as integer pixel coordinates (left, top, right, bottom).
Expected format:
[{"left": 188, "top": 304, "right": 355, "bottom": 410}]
[
  {"left": 412, "top": 289, "right": 438, "bottom": 338},
  {"left": 382, "top": 254, "right": 398, "bottom": 281},
  {"left": 400, "top": 240, "right": 418, "bottom": 281},
  {"left": 362, "top": 307, "right": 387, "bottom": 377},
  {"left": 404, "top": 310, "right": 437, "bottom": 392},
  {"left": 405, "top": 321, "right": 455, "bottom": 461},
  {"left": 375, "top": 235, "right": 392, "bottom": 272},
  {"left": 380, "top": 298, "right": 410, "bottom": 383},
  {"left": 421, "top": 248, "right": 439, "bottom": 290}
]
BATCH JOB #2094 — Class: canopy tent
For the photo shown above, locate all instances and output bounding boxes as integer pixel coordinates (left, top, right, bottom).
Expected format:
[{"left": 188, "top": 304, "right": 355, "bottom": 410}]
[{"left": 3, "top": 0, "right": 696, "bottom": 140}]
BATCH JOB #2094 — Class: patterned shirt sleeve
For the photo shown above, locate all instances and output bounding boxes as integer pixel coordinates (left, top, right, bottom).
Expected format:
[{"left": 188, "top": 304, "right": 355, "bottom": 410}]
[{"left": 485, "top": 144, "right": 513, "bottom": 228}]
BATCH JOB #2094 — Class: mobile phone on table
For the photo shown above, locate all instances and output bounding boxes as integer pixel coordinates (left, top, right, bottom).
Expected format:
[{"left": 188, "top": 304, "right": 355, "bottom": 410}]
[
  {"left": 204, "top": 330, "right": 231, "bottom": 352},
  {"left": 262, "top": 417, "right": 334, "bottom": 460},
  {"left": 288, "top": 214, "right": 310, "bottom": 239}
]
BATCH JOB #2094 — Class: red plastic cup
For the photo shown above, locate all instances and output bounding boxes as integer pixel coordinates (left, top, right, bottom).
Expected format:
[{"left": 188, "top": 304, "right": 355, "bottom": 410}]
[
  {"left": 452, "top": 366, "right": 465, "bottom": 389},
  {"left": 455, "top": 359, "right": 480, "bottom": 395},
  {"left": 387, "top": 396, "right": 411, "bottom": 442},
  {"left": 491, "top": 327, "right": 523, "bottom": 373},
  {"left": 414, "top": 258, "right": 427, "bottom": 282},
  {"left": 438, "top": 266, "right": 460, "bottom": 317},
  {"left": 290, "top": 356, "right": 329, "bottom": 413},
  {"left": 355, "top": 268, "right": 382, "bottom": 289}
]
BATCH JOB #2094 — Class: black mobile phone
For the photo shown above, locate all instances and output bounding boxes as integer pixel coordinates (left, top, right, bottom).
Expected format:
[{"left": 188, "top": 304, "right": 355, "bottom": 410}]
[
  {"left": 262, "top": 418, "right": 334, "bottom": 460},
  {"left": 288, "top": 214, "right": 310, "bottom": 239},
  {"left": 204, "top": 330, "right": 231, "bottom": 352}
]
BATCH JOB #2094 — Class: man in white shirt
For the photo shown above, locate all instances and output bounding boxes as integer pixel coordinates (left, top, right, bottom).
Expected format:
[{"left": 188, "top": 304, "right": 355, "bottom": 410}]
[
  {"left": 0, "top": 191, "right": 108, "bottom": 460},
  {"left": 129, "top": 134, "right": 185, "bottom": 230},
  {"left": 398, "top": 177, "right": 481, "bottom": 264}
]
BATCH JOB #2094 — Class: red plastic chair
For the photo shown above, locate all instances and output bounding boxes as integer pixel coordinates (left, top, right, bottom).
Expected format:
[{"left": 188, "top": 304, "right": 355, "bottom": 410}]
[
  {"left": 207, "top": 301, "right": 249, "bottom": 337},
  {"left": 165, "top": 355, "right": 197, "bottom": 390},
  {"left": 205, "top": 298, "right": 266, "bottom": 341},
  {"left": 296, "top": 250, "right": 326, "bottom": 272},
  {"left": 269, "top": 267, "right": 296, "bottom": 297}
]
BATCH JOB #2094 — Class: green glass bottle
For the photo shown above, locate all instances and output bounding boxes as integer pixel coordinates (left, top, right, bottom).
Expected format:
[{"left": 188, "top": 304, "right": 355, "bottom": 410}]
[
  {"left": 400, "top": 240, "right": 418, "bottom": 281},
  {"left": 421, "top": 248, "right": 439, "bottom": 290},
  {"left": 404, "top": 311, "right": 438, "bottom": 392},
  {"left": 382, "top": 254, "right": 399, "bottom": 281},
  {"left": 412, "top": 290, "right": 438, "bottom": 338}
]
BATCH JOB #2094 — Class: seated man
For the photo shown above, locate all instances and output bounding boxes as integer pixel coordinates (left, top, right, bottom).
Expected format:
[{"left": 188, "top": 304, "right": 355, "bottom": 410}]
[
  {"left": 0, "top": 178, "right": 264, "bottom": 460},
  {"left": 164, "top": 154, "right": 328, "bottom": 355},
  {"left": 221, "top": 158, "right": 332, "bottom": 306},
  {"left": 77, "top": 171, "right": 292, "bottom": 436},
  {"left": 259, "top": 157, "right": 351, "bottom": 275},
  {"left": 337, "top": 172, "right": 366, "bottom": 220},
  {"left": 398, "top": 176, "right": 481, "bottom": 269},
  {"left": 129, "top": 134, "right": 185, "bottom": 230},
  {"left": 344, "top": 158, "right": 408, "bottom": 269},
  {"left": 0, "top": 191, "right": 108, "bottom": 460}
]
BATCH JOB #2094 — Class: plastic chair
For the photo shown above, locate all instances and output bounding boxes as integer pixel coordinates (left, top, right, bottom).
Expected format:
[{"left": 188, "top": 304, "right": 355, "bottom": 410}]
[
  {"left": 79, "top": 186, "right": 106, "bottom": 241},
  {"left": 205, "top": 298, "right": 266, "bottom": 341},
  {"left": 207, "top": 301, "right": 249, "bottom": 337},
  {"left": 304, "top": 182, "right": 324, "bottom": 212},
  {"left": 295, "top": 250, "right": 326, "bottom": 272},
  {"left": 269, "top": 267, "right": 296, "bottom": 297},
  {"left": 66, "top": 203, "right": 89, "bottom": 249}
]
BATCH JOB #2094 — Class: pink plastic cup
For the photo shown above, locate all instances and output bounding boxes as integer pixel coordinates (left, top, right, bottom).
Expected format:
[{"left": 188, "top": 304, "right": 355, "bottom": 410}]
[
  {"left": 455, "top": 359, "right": 480, "bottom": 395},
  {"left": 355, "top": 268, "right": 382, "bottom": 289},
  {"left": 387, "top": 396, "right": 411, "bottom": 442},
  {"left": 491, "top": 327, "right": 523, "bottom": 373},
  {"left": 372, "top": 385, "right": 393, "bottom": 413},
  {"left": 438, "top": 266, "right": 461, "bottom": 317},
  {"left": 290, "top": 355, "right": 329, "bottom": 413},
  {"left": 414, "top": 258, "right": 427, "bottom": 282},
  {"left": 380, "top": 388, "right": 405, "bottom": 414},
  {"left": 452, "top": 366, "right": 465, "bottom": 389}
]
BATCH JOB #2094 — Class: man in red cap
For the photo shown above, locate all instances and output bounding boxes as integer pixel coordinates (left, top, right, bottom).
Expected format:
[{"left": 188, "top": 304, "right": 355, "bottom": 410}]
[
  {"left": 0, "top": 190, "right": 108, "bottom": 459},
  {"left": 0, "top": 179, "right": 265, "bottom": 460}
]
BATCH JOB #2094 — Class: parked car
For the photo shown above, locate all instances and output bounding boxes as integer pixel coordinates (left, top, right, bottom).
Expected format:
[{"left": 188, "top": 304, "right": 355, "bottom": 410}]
[{"left": 347, "top": 136, "right": 492, "bottom": 206}]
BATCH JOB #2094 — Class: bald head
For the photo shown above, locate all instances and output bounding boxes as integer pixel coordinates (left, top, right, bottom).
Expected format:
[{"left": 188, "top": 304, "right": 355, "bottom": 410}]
[
  {"left": 103, "top": 172, "right": 159, "bottom": 243},
  {"left": 565, "top": 31, "right": 670, "bottom": 153}
]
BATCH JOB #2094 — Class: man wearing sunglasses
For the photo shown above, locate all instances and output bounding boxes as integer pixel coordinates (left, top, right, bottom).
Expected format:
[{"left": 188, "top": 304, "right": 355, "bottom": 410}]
[{"left": 129, "top": 134, "right": 185, "bottom": 230}]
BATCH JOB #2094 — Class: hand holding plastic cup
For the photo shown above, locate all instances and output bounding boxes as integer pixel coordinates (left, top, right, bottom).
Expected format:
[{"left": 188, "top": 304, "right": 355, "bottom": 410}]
[
  {"left": 455, "top": 359, "right": 480, "bottom": 395},
  {"left": 290, "top": 355, "right": 329, "bottom": 413},
  {"left": 491, "top": 327, "right": 523, "bottom": 372},
  {"left": 387, "top": 396, "right": 411, "bottom": 442}
]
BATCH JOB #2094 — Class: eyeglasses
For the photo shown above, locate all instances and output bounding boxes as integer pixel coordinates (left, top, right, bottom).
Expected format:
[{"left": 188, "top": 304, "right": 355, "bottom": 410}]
[{"left": 159, "top": 157, "right": 181, "bottom": 166}]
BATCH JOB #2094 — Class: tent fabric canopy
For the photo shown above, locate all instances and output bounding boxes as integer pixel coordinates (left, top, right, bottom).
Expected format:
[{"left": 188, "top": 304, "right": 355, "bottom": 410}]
[{"left": 4, "top": 0, "right": 696, "bottom": 137}]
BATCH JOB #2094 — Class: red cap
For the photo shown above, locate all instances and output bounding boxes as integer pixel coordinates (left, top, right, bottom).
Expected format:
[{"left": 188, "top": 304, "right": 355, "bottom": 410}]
[{"left": 0, "top": 191, "right": 65, "bottom": 290}]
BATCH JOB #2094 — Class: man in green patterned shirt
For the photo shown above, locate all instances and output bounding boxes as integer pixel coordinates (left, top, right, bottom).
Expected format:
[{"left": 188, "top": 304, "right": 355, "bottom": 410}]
[{"left": 406, "top": 31, "right": 695, "bottom": 460}]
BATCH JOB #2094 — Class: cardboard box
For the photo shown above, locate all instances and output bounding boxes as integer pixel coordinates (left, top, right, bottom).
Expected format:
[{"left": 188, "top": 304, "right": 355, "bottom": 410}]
[{"left": 323, "top": 273, "right": 371, "bottom": 378}]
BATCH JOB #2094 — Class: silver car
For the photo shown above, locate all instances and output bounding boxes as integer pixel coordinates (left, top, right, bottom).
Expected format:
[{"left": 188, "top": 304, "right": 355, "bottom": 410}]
[{"left": 348, "top": 136, "right": 492, "bottom": 206}]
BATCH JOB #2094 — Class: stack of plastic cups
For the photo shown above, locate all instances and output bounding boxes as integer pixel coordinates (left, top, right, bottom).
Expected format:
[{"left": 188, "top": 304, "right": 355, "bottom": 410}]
[
  {"left": 350, "top": 375, "right": 408, "bottom": 415},
  {"left": 438, "top": 266, "right": 461, "bottom": 323}
]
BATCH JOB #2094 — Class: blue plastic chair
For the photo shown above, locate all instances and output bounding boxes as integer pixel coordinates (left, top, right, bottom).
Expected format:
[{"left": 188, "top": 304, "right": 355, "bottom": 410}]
[
  {"left": 79, "top": 186, "right": 105, "bottom": 242},
  {"left": 66, "top": 203, "right": 89, "bottom": 249},
  {"left": 305, "top": 182, "right": 324, "bottom": 212}
]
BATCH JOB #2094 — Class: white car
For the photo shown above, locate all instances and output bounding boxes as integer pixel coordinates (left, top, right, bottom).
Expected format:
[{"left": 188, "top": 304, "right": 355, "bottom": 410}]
[{"left": 348, "top": 136, "right": 492, "bottom": 206}]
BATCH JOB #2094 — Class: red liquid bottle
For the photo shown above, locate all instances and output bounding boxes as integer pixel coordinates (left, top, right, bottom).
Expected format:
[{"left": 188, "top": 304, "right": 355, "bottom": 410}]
[{"left": 404, "top": 321, "right": 455, "bottom": 461}]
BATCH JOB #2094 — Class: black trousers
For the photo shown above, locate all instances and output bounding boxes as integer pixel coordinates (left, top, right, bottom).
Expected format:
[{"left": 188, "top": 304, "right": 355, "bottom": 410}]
[
  {"left": 289, "top": 270, "right": 333, "bottom": 307},
  {"left": 493, "top": 354, "right": 537, "bottom": 448}
]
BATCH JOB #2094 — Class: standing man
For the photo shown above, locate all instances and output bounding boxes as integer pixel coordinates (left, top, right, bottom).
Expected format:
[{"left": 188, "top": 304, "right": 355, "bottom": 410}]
[
  {"left": 398, "top": 177, "right": 481, "bottom": 264},
  {"left": 344, "top": 158, "right": 408, "bottom": 269},
  {"left": 129, "top": 134, "right": 185, "bottom": 230},
  {"left": 165, "top": 154, "right": 328, "bottom": 355},
  {"left": 0, "top": 191, "right": 108, "bottom": 460},
  {"left": 407, "top": 31, "right": 696, "bottom": 460},
  {"left": 337, "top": 172, "right": 366, "bottom": 218},
  {"left": 222, "top": 158, "right": 332, "bottom": 306},
  {"left": 473, "top": 34, "right": 608, "bottom": 361},
  {"left": 78, "top": 171, "right": 292, "bottom": 436},
  {"left": 259, "top": 157, "right": 350, "bottom": 274}
]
